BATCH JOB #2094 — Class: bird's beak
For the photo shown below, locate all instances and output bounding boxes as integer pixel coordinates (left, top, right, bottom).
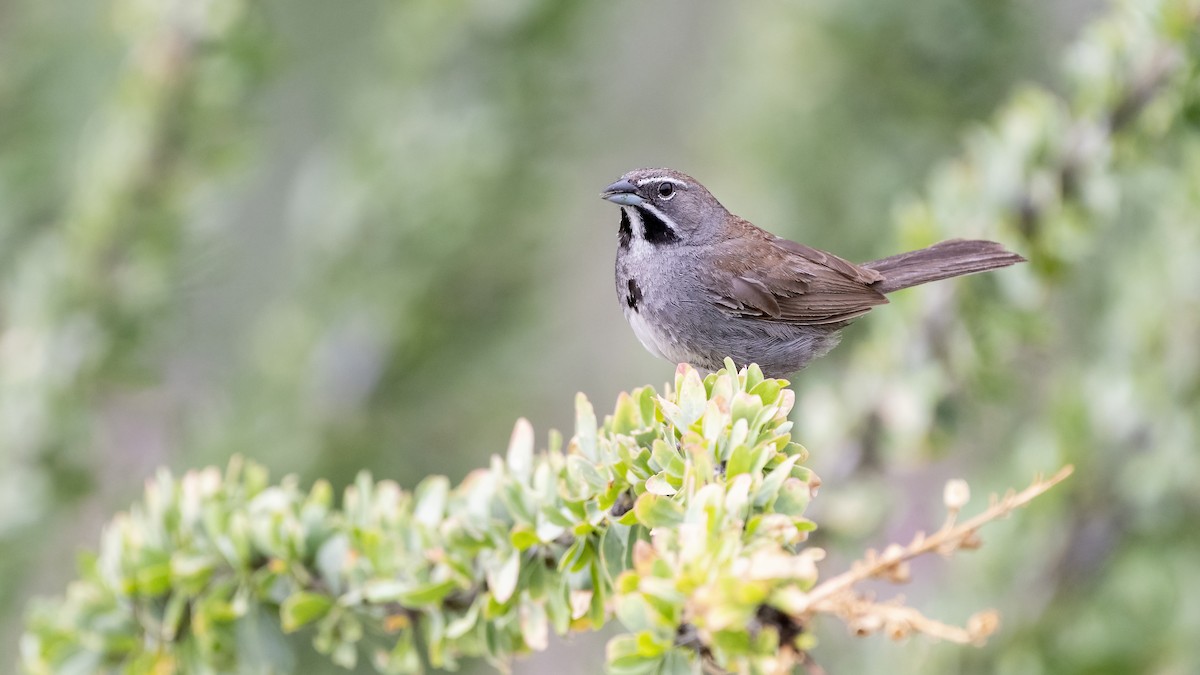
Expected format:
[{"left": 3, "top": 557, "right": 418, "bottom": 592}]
[{"left": 601, "top": 179, "right": 643, "bottom": 206}]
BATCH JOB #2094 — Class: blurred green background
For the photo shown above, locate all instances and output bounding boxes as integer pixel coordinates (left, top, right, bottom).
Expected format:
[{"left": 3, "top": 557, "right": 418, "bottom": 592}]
[{"left": 3, "top": 0, "right": 1198, "bottom": 673}]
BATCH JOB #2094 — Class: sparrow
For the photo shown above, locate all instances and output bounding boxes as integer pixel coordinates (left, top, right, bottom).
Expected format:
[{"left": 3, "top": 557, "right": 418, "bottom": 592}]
[{"left": 600, "top": 167, "right": 1025, "bottom": 377}]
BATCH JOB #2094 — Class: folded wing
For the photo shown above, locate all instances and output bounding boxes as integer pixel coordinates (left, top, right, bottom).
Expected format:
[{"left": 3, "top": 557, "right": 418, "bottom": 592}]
[{"left": 707, "top": 226, "right": 889, "bottom": 326}]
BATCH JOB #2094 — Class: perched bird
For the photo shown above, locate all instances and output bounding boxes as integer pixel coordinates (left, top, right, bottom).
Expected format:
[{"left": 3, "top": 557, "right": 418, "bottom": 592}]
[{"left": 600, "top": 167, "right": 1025, "bottom": 377}]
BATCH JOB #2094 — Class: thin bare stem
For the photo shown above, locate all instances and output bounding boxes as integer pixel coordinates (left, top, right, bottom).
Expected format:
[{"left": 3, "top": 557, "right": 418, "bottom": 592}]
[{"left": 800, "top": 465, "right": 1074, "bottom": 611}]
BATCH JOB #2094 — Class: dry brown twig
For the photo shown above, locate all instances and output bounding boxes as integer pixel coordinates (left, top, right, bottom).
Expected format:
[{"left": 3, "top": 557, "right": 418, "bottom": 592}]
[{"left": 790, "top": 465, "right": 1074, "bottom": 645}]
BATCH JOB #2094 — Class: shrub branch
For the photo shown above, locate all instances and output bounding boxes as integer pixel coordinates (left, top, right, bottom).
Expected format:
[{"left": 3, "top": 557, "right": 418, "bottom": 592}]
[
  {"left": 798, "top": 466, "right": 1074, "bottom": 646},
  {"left": 20, "top": 363, "right": 1070, "bottom": 674}
]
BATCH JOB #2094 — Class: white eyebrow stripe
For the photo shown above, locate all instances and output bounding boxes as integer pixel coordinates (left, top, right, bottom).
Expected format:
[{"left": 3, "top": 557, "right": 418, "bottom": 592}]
[{"left": 635, "top": 176, "right": 689, "bottom": 188}]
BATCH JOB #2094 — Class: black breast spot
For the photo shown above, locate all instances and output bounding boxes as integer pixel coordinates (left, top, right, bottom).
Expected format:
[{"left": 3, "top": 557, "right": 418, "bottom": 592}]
[{"left": 625, "top": 278, "right": 644, "bottom": 311}]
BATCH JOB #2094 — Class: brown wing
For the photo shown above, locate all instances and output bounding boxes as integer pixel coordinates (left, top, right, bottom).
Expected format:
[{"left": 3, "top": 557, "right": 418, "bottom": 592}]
[{"left": 705, "top": 222, "right": 888, "bottom": 326}]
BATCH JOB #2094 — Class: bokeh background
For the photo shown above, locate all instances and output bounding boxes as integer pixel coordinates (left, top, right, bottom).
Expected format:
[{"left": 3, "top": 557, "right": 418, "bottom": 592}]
[{"left": 3, "top": 0, "right": 1198, "bottom": 673}]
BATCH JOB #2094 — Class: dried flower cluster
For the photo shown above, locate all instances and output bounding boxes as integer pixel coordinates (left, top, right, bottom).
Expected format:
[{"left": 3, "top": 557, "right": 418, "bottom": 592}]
[{"left": 797, "top": 467, "right": 1073, "bottom": 650}]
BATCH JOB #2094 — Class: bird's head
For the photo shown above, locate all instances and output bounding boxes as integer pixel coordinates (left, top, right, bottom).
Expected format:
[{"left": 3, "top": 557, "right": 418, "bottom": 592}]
[{"left": 600, "top": 168, "right": 727, "bottom": 246}]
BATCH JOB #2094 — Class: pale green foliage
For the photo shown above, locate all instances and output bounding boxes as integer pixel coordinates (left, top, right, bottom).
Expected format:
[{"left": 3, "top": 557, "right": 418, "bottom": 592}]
[
  {"left": 6, "top": 0, "right": 1200, "bottom": 672},
  {"left": 789, "top": 1, "right": 1200, "bottom": 671},
  {"left": 21, "top": 362, "right": 819, "bottom": 674},
  {"left": 0, "top": 0, "right": 269, "bottom": 547}
]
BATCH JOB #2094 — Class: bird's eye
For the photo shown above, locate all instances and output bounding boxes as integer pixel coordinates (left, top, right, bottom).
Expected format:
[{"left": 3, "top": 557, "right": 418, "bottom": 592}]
[{"left": 657, "top": 182, "right": 675, "bottom": 199}]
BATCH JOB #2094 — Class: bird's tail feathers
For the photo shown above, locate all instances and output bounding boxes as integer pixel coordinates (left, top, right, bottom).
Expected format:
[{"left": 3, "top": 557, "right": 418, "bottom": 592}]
[{"left": 862, "top": 239, "right": 1025, "bottom": 294}]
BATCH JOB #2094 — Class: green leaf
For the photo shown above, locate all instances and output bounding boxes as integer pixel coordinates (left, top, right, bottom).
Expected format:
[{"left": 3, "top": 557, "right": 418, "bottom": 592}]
[
  {"left": 361, "top": 578, "right": 459, "bottom": 607},
  {"left": 725, "top": 444, "right": 755, "bottom": 478},
  {"left": 332, "top": 641, "right": 357, "bottom": 669},
  {"left": 702, "top": 399, "right": 727, "bottom": 442},
  {"left": 243, "top": 461, "right": 270, "bottom": 496},
  {"left": 774, "top": 478, "right": 812, "bottom": 517},
  {"left": 170, "top": 554, "right": 215, "bottom": 595},
  {"left": 557, "top": 537, "right": 594, "bottom": 573},
  {"left": 711, "top": 628, "right": 753, "bottom": 655},
  {"left": 545, "top": 578, "right": 571, "bottom": 634},
  {"left": 510, "top": 525, "right": 539, "bottom": 551},
  {"left": 743, "top": 363, "right": 765, "bottom": 392},
  {"left": 659, "top": 650, "right": 697, "bottom": 675},
  {"left": 636, "top": 387, "right": 657, "bottom": 426},
  {"left": 612, "top": 391, "right": 642, "bottom": 434},
  {"left": 749, "top": 378, "right": 782, "bottom": 406},
  {"left": 785, "top": 442, "right": 809, "bottom": 462},
  {"left": 376, "top": 627, "right": 422, "bottom": 674},
  {"left": 307, "top": 479, "right": 334, "bottom": 510},
  {"left": 413, "top": 476, "right": 450, "bottom": 527},
  {"left": 724, "top": 474, "right": 752, "bottom": 518},
  {"left": 708, "top": 368, "right": 737, "bottom": 409},
  {"left": 506, "top": 418, "right": 535, "bottom": 480},
  {"left": 635, "top": 630, "right": 668, "bottom": 657},
  {"left": 280, "top": 592, "right": 333, "bottom": 633},
  {"left": 445, "top": 601, "right": 481, "bottom": 639},
  {"left": 424, "top": 609, "right": 449, "bottom": 668},
  {"left": 520, "top": 599, "right": 550, "bottom": 651},
  {"left": 362, "top": 580, "right": 407, "bottom": 604},
  {"left": 398, "top": 578, "right": 461, "bottom": 607},
  {"left": 649, "top": 439, "right": 681, "bottom": 473},
  {"left": 731, "top": 390, "right": 764, "bottom": 424},
  {"left": 135, "top": 559, "right": 172, "bottom": 597},
  {"left": 607, "top": 634, "right": 664, "bottom": 675},
  {"left": 567, "top": 455, "right": 609, "bottom": 491},
  {"left": 668, "top": 366, "right": 707, "bottom": 429},
  {"left": 590, "top": 560, "right": 607, "bottom": 626},
  {"left": 547, "top": 428, "right": 564, "bottom": 455},
  {"left": 537, "top": 515, "right": 569, "bottom": 543},
  {"left": 163, "top": 592, "right": 188, "bottom": 641},
  {"left": 574, "top": 394, "right": 599, "bottom": 461},
  {"left": 487, "top": 549, "right": 520, "bottom": 603},
  {"left": 754, "top": 455, "right": 801, "bottom": 507},
  {"left": 633, "top": 493, "right": 684, "bottom": 528},
  {"left": 599, "top": 526, "right": 628, "bottom": 585},
  {"left": 644, "top": 473, "right": 677, "bottom": 496}
]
